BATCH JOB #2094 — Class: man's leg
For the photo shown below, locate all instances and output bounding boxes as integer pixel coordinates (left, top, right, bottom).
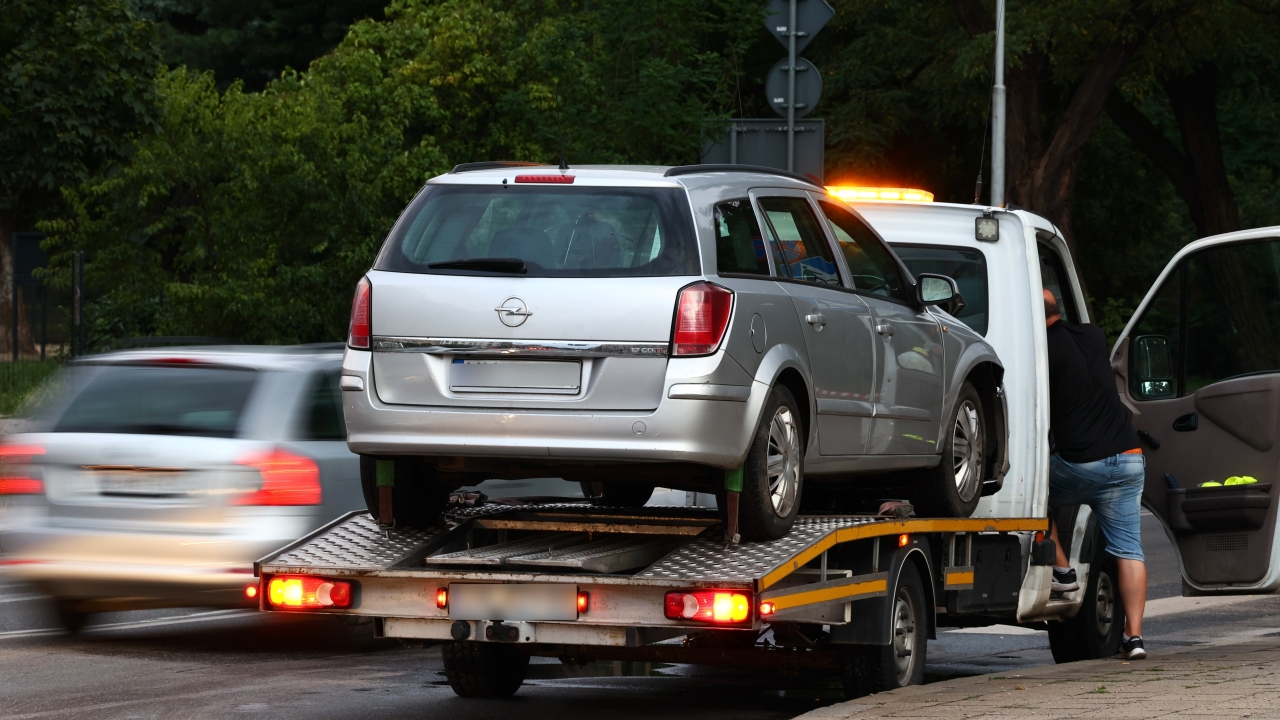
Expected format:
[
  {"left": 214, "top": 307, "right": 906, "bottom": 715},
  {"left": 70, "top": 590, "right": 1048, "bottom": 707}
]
[
  {"left": 1048, "top": 518, "right": 1070, "bottom": 567},
  {"left": 1117, "top": 558, "right": 1147, "bottom": 638}
]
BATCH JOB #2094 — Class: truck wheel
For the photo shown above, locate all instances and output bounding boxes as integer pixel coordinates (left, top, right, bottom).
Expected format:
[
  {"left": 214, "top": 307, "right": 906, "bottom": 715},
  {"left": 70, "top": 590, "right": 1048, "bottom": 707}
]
[
  {"left": 579, "top": 482, "right": 654, "bottom": 508},
  {"left": 914, "top": 382, "right": 985, "bottom": 518},
  {"left": 359, "top": 456, "right": 450, "bottom": 528},
  {"left": 441, "top": 641, "right": 529, "bottom": 698},
  {"left": 839, "top": 561, "right": 927, "bottom": 698},
  {"left": 738, "top": 385, "right": 804, "bottom": 541},
  {"left": 1048, "top": 552, "right": 1125, "bottom": 662}
]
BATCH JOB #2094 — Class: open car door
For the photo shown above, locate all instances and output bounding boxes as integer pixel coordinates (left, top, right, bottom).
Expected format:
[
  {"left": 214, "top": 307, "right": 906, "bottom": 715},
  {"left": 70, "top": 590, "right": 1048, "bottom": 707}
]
[{"left": 1114, "top": 229, "right": 1280, "bottom": 593}]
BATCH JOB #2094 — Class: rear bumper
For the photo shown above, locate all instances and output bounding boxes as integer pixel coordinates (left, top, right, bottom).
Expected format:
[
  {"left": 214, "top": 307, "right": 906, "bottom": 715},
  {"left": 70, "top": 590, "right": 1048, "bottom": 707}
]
[{"left": 341, "top": 350, "right": 768, "bottom": 468}]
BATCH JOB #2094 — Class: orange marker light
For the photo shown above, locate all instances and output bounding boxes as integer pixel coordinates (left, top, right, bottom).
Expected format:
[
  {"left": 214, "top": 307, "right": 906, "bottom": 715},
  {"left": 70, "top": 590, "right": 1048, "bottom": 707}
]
[
  {"left": 577, "top": 591, "right": 589, "bottom": 614},
  {"left": 245, "top": 585, "right": 258, "bottom": 600},
  {"left": 1034, "top": 531, "right": 1045, "bottom": 543},
  {"left": 898, "top": 534, "right": 910, "bottom": 547},
  {"left": 436, "top": 587, "right": 449, "bottom": 609},
  {"left": 759, "top": 601, "right": 776, "bottom": 617},
  {"left": 826, "top": 186, "right": 934, "bottom": 203}
]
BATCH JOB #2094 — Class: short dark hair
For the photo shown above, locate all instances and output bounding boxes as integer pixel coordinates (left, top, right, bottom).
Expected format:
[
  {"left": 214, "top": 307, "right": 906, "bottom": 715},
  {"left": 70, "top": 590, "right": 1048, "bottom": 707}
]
[{"left": 1044, "top": 291, "right": 1060, "bottom": 319}]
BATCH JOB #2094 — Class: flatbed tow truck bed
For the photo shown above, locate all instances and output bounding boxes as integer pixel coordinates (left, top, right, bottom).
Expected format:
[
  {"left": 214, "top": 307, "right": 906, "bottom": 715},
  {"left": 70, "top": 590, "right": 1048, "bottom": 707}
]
[{"left": 256, "top": 503, "right": 1047, "bottom": 683}]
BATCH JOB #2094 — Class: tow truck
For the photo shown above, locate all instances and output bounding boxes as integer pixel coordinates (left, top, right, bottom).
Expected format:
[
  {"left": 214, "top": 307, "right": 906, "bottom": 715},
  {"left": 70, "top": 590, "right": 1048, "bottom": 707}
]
[{"left": 253, "top": 199, "right": 1127, "bottom": 699}]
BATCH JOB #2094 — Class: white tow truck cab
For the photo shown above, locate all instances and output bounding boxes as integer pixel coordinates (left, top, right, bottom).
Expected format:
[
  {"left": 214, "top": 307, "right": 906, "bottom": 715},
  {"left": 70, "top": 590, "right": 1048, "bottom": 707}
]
[{"left": 254, "top": 200, "right": 1233, "bottom": 698}]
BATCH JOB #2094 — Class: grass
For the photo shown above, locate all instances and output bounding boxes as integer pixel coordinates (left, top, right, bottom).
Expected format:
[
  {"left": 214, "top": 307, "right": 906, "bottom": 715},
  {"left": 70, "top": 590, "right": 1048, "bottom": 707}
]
[
  {"left": 1092, "top": 686, "right": 1108, "bottom": 693},
  {"left": 0, "top": 360, "right": 61, "bottom": 416}
]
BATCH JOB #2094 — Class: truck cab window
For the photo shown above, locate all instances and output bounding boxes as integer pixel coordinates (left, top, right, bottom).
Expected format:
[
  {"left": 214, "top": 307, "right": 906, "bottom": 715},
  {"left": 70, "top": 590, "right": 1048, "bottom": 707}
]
[
  {"left": 893, "top": 244, "right": 989, "bottom": 334},
  {"left": 1184, "top": 239, "right": 1280, "bottom": 393},
  {"left": 1038, "top": 243, "right": 1079, "bottom": 323},
  {"left": 714, "top": 199, "right": 770, "bottom": 276}
]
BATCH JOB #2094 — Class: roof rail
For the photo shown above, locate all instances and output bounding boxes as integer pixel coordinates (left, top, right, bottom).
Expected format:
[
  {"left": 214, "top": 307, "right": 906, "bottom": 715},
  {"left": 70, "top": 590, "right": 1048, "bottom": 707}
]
[
  {"left": 450, "top": 161, "right": 547, "bottom": 174},
  {"left": 664, "top": 164, "right": 821, "bottom": 188}
]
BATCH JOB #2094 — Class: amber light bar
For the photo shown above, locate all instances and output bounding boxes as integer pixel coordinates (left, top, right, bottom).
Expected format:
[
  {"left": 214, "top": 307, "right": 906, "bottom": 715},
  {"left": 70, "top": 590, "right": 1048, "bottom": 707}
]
[{"left": 827, "top": 186, "right": 934, "bottom": 203}]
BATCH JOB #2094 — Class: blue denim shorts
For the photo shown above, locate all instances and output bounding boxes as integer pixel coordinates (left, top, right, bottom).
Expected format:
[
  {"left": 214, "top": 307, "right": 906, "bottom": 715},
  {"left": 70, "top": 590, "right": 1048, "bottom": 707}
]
[{"left": 1048, "top": 452, "right": 1146, "bottom": 562}]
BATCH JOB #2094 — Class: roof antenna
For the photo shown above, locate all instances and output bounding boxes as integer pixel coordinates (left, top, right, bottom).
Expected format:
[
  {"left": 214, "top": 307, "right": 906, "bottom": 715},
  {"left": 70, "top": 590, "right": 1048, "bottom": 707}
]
[
  {"left": 973, "top": 93, "right": 992, "bottom": 204},
  {"left": 558, "top": 130, "right": 569, "bottom": 172}
]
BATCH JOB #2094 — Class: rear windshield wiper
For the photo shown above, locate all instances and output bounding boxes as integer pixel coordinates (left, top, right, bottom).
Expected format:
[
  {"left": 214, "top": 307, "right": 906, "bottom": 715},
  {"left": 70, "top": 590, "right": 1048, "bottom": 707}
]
[{"left": 428, "top": 258, "right": 527, "bottom": 274}]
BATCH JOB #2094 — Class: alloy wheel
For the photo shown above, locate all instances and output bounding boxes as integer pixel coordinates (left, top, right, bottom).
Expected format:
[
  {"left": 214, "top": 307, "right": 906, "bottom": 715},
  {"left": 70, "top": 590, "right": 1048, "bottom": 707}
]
[
  {"left": 951, "top": 400, "right": 983, "bottom": 502},
  {"left": 1094, "top": 571, "right": 1115, "bottom": 638},
  {"left": 892, "top": 587, "right": 919, "bottom": 685},
  {"left": 765, "top": 406, "right": 801, "bottom": 517}
]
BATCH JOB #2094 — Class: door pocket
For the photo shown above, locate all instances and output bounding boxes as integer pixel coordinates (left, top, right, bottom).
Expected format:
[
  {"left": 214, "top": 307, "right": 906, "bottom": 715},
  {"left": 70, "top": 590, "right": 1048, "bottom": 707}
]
[{"left": 1166, "top": 483, "right": 1273, "bottom": 534}]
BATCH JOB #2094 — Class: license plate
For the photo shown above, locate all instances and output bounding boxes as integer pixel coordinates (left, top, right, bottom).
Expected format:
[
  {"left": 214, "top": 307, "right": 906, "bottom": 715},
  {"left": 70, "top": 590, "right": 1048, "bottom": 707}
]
[
  {"left": 95, "top": 470, "right": 190, "bottom": 497},
  {"left": 449, "top": 359, "right": 581, "bottom": 395},
  {"left": 448, "top": 583, "right": 578, "bottom": 621}
]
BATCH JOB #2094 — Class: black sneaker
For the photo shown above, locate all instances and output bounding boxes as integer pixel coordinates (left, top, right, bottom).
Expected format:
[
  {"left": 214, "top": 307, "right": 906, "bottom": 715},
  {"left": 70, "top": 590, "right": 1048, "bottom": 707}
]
[
  {"left": 1121, "top": 636, "right": 1147, "bottom": 660},
  {"left": 1051, "top": 567, "right": 1079, "bottom": 592}
]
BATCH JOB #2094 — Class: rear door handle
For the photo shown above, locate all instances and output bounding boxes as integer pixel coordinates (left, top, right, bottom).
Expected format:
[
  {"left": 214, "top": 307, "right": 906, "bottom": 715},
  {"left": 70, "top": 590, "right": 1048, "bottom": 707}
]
[
  {"left": 876, "top": 323, "right": 895, "bottom": 336},
  {"left": 805, "top": 313, "right": 827, "bottom": 326}
]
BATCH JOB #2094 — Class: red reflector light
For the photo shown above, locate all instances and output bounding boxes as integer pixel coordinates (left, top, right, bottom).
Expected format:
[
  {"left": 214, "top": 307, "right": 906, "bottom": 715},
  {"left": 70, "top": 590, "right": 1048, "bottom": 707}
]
[
  {"left": 672, "top": 282, "right": 733, "bottom": 356},
  {"left": 266, "top": 576, "right": 352, "bottom": 609},
  {"left": 664, "top": 590, "right": 751, "bottom": 624},
  {"left": 514, "top": 174, "right": 574, "bottom": 184},
  {"left": 0, "top": 444, "right": 45, "bottom": 495},
  {"left": 348, "top": 276, "right": 371, "bottom": 349},
  {"left": 234, "top": 449, "right": 321, "bottom": 506},
  {"left": 245, "top": 585, "right": 258, "bottom": 599},
  {"left": 898, "top": 534, "right": 909, "bottom": 547},
  {"left": 577, "top": 590, "right": 589, "bottom": 614},
  {"left": 436, "top": 587, "right": 449, "bottom": 609},
  {"left": 759, "top": 601, "right": 776, "bottom": 617}
]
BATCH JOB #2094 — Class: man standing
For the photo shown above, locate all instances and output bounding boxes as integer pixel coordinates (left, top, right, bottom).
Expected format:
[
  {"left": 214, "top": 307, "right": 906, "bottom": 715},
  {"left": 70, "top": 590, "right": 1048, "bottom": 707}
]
[{"left": 1043, "top": 288, "right": 1148, "bottom": 660}]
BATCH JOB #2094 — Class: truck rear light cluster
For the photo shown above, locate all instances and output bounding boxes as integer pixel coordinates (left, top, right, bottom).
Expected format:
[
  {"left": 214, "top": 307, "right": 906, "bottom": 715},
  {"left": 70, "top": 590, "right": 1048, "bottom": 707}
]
[
  {"left": 233, "top": 449, "right": 322, "bottom": 506},
  {"left": 267, "top": 576, "right": 352, "bottom": 609},
  {"left": 348, "top": 276, "right": 372, "bottom": 349},
  {"left": 664, "top": 590, "right": 751, "bottom": 624},
  {"left": 0, "top": 444, "right": 45, "bottom": 495},
  {"left": 672, "top": 282, "right": 733, "bottom": 356}
]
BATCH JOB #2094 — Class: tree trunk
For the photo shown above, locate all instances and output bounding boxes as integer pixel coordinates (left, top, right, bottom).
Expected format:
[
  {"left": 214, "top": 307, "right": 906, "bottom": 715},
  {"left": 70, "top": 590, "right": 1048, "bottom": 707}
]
[
  {"left": 1164, "top": 65, "right": 1240, "bottom": 238},
  {"left": 0, "top": 211, "right": 40, "bottom": 359}
]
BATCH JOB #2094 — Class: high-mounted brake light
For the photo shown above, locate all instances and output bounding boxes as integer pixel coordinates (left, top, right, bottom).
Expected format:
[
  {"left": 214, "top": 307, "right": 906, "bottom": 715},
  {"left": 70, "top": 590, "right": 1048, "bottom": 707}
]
[
  {"left": 672, "top": 282, "right": 733, "bottom": 357},
  {"left": 348, "top": 277, "right": 371, "bottom": 349},
  {"left": 233, "top": 449, "right": 321, "bottom": 506},
  {"left": 514, "top": 174, "right": 574, "bottom": 184},
  {"left": 664, "top": 590, "right": 751, "bottom": 624},
  {"left": 266, "top": 576, "right": 352, "bottom": 609},
  {"left": 0, "top": 444, "right": 45, "bottom": 495},
  {"left": 826, "top": 186, "right": 934, "bottom": 203}
]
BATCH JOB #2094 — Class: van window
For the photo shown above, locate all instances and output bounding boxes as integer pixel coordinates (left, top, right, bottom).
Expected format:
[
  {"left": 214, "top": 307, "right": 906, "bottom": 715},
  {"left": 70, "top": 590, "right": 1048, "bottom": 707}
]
[
  {"left": 1038, "top": 243, "right": 1080, "bottom": 323},
  {"left": 1127, "top": 268, "right": 1182, "bottom": 400},
  {"left": 757, "top": 197, "right": 840, "bottom": 286},
  {"left": 817, "top": 202, "right": 908, "bottom": 303},
  {"left": 892, "top": 245, "right": 989, "bottom": 334},
  {"left": 375, "top": 185, "right": 699, "bottom": 278},
  {"left": 714, "top": 199, "right": 770, "bottom": 276},
  {"left": 1184, "top": 240, "right": 1280, "bottom": 393}
]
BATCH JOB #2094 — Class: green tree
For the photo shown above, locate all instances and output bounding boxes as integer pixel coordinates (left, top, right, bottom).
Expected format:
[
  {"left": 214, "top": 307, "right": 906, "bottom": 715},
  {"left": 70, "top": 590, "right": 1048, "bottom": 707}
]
[{"left": 0, "top": 0, "right": 161, "bottom": 354}]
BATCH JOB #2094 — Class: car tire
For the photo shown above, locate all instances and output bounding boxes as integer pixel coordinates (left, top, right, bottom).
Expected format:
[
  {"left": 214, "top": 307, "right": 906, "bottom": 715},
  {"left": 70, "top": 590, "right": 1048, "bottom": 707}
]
[
  {"left": 914, "top": 382, "right": 986, "bottom": 518},
  {"left": 839, "top": 561, "right": 927, "bottom": 698},
  {"left": 442, "top": 641, "right": 529, "bottom": 698},
  {"left": 738, "top": 385, "right": 804, "bottom": 541},
  {"left": 579, "top": 482, "right": 655, "bottom": 508},
  {"left": 359, "top": 456, "right": 450, "bottom": 528},
  {"left": 52, "top": 599, "right": 88, "bottom": 634},
  {"left": 1048, "top": 551, "right": 1125, "bottom": 662}
]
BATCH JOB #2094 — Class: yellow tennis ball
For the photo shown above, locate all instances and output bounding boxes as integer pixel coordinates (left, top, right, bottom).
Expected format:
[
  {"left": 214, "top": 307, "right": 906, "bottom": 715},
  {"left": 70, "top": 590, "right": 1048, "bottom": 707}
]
[
  {"left": 1224, "top": 476, "right": 1244, "bottom": 486},
  {"left": 1200, "top": 481, "right": 1223, "bottom": 487}
]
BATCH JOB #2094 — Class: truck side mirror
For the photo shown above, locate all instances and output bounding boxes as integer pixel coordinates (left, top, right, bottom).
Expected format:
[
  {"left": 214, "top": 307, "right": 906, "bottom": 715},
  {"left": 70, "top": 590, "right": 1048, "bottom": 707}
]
[
  {"left": 916, "top": 273, "right": 966, "bottom": 316},
  {"left": 1133, "top": 334, "right": 1174, "bottom": 398}
]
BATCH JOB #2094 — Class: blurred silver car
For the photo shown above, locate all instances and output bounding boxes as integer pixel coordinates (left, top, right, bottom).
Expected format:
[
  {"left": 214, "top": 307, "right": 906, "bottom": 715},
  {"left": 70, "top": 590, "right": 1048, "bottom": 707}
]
[
  {"left": 0, "top": 345, "right": 363, "bottom": 631},
  {"left": 341, "top": 164, "right": 1008, "bottom": 540}
]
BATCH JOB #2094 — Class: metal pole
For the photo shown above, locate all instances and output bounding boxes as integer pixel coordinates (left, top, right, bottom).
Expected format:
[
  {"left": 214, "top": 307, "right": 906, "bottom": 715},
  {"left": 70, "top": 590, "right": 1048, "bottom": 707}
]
[
  {"left": 11, "top": 268, "right": 17, "bottom": 363},
  {"left": 40, "top": 285, "right": 46, "bottom": 361},
  {"left": 990, "top": 0, "right": 1007, "bottom": 207},
  {"left": 72, "top": 251, "right": 82, "bottom": 358},
  {"left": 786, "top": 0, "right": 797, "bottom": 172}
]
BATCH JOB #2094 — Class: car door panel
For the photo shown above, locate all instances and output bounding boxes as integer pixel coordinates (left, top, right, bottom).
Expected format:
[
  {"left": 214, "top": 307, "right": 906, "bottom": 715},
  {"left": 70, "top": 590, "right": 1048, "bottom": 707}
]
[{"left": 863, "top": 299, "right": 945, "bottom": 454}]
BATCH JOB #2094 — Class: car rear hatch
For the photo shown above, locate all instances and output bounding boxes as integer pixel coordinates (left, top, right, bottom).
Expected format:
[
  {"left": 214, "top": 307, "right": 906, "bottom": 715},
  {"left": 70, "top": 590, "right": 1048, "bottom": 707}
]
[{"left": 367, "top": 178, "right": 701, "bottom": 410}]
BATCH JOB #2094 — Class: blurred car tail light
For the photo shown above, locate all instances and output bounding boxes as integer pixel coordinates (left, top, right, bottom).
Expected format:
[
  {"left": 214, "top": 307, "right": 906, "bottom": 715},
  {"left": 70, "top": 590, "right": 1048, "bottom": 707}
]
[
  {"left": 266, "top": 576, "right": 352, "bottom": 609},
  {"left": 672, "top": 282, "right": 733, "bottom": 356},
  {"left": 348, "top": 277, "right": 372, "bottom": 349},
  {"left": 234, "top": 449, "right": 321, "bottom": 506},
  {"left": 0, "top": 444, "right": 44, "bottom": 495},
  {"left": 663, "top": 590, "right": 751, "bottom": 624}
]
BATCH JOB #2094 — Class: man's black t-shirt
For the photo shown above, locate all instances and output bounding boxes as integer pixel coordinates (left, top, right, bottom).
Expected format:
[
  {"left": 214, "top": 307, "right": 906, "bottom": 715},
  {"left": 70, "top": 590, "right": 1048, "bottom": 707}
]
[{"left": 1046, "top": 321, "right": 1140, "bottom": 463}]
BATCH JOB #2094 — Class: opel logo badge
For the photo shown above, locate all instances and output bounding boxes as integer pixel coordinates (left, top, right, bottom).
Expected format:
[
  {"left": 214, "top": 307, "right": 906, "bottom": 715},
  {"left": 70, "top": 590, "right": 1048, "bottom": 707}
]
[{"left": 495, "top": 297, "right": 533, "bottom": 327}]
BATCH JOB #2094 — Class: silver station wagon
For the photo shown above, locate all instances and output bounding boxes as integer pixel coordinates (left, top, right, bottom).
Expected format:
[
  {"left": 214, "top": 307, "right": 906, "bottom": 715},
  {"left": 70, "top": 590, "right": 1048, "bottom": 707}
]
[{"left": 340, "top": 164, "right": 1008, "bottom": 540}]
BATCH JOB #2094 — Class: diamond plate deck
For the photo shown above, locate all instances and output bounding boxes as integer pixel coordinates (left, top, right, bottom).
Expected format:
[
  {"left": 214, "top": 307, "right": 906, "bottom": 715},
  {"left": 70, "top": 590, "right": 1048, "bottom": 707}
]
[{"left": 266, "top": 513, "right": 449, "bottom": 572}]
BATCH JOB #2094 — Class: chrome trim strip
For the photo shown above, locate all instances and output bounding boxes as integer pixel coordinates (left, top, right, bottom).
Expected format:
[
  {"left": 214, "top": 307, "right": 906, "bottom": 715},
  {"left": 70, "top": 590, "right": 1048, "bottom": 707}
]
[
  {"left": 371, "top": 336, "right": 670, "bottom": 358},
  {"left": 667, "top": 384, "right": 751, "bottom": 402}
]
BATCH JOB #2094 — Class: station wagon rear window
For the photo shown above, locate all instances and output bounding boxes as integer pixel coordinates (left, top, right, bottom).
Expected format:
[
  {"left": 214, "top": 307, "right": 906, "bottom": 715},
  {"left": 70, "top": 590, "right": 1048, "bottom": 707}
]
[{"left": 375, "top": 185, "right": 700, "bottom": 277}]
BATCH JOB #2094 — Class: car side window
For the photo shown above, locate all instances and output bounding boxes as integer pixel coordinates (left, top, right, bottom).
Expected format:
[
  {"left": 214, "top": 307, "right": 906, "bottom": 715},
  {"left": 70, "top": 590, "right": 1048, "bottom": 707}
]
[
  {"left": 714, "top": 199, "right": 770, "bottom": 276},
  {"left": 1184, "top": 239, "right": 1280, "bottom": 393},
  {"left": 817, "top": 201, "right": 908, "bottom": 303},
  {"left": 756, "top": 197, "right": 841, "bottom": 286},
  {"left": 302, "top": 370, "right": 345, "bottom": 440}
]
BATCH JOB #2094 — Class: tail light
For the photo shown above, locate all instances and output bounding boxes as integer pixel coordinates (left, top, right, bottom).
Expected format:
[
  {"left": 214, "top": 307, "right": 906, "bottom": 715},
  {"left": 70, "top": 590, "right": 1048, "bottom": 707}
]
[
  {"left": 266, "top": 576, "right": 352, "bottom": 609},
  {"left": 348, "top": 277, "right": 371, "bottom": 349},
  {"left": 672, "top": 282, "right": 733, "bottom": 356},
  {"left": 577, "top": 590, "right": 590, "bottom": 614},
  {"left": 664, "top": 590, "right": 752, "bottom": 624},
  {"left": 234, "top": 449, "right": 321, "bottom": 506},
  {"left": 436, "top": 587, "right": 449, "bottom": 609},
  {"left": 0, "top": 444, "right": 45, "bottom": 495}
]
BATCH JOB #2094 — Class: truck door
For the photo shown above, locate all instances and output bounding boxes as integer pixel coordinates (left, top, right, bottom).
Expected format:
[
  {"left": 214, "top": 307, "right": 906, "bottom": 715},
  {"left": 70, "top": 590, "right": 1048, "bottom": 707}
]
[{"left": 1117, "top": 235, "right": 1280, "bottom": 590}]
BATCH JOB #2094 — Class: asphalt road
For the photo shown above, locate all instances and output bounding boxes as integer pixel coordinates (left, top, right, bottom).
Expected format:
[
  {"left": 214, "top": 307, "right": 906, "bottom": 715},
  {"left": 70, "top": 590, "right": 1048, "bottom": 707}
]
[{"left": 3, "top": 512, "right": 1279, "bottom": 719}]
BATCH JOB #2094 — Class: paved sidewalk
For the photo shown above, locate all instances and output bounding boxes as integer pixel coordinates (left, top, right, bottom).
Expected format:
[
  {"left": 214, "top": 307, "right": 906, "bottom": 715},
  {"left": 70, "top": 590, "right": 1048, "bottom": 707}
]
[{"left": 800, "top": 637, "right": 1280, "bottom": 719}]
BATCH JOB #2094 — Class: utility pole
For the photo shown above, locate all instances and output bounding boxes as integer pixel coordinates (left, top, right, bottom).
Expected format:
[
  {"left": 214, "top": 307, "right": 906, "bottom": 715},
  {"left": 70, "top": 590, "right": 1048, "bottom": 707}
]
[
  {"left": 990, "top": 0, "right": 1007, "bottom": 207},
  {"left": 786, "top": 0, "right": 797, "bottom": 171}
]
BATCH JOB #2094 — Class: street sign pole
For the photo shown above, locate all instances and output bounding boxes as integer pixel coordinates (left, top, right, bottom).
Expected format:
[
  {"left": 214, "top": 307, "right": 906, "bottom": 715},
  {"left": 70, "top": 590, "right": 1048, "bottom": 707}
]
[
  {"left": 786, "top": 0, "right": 797, "bottom": 171},
  {"left": 991, "top": 0, "right": 1007, "bottom": 207}
]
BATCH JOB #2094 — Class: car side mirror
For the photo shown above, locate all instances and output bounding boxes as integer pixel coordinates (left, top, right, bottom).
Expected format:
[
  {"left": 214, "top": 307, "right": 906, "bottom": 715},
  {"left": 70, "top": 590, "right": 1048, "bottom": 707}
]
[
  {"left": 916, "top": 273, "right": 966, "bottom": 316},
  {"left": 1132, "top": 334, "right": 1174, "bottom": 398}
]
